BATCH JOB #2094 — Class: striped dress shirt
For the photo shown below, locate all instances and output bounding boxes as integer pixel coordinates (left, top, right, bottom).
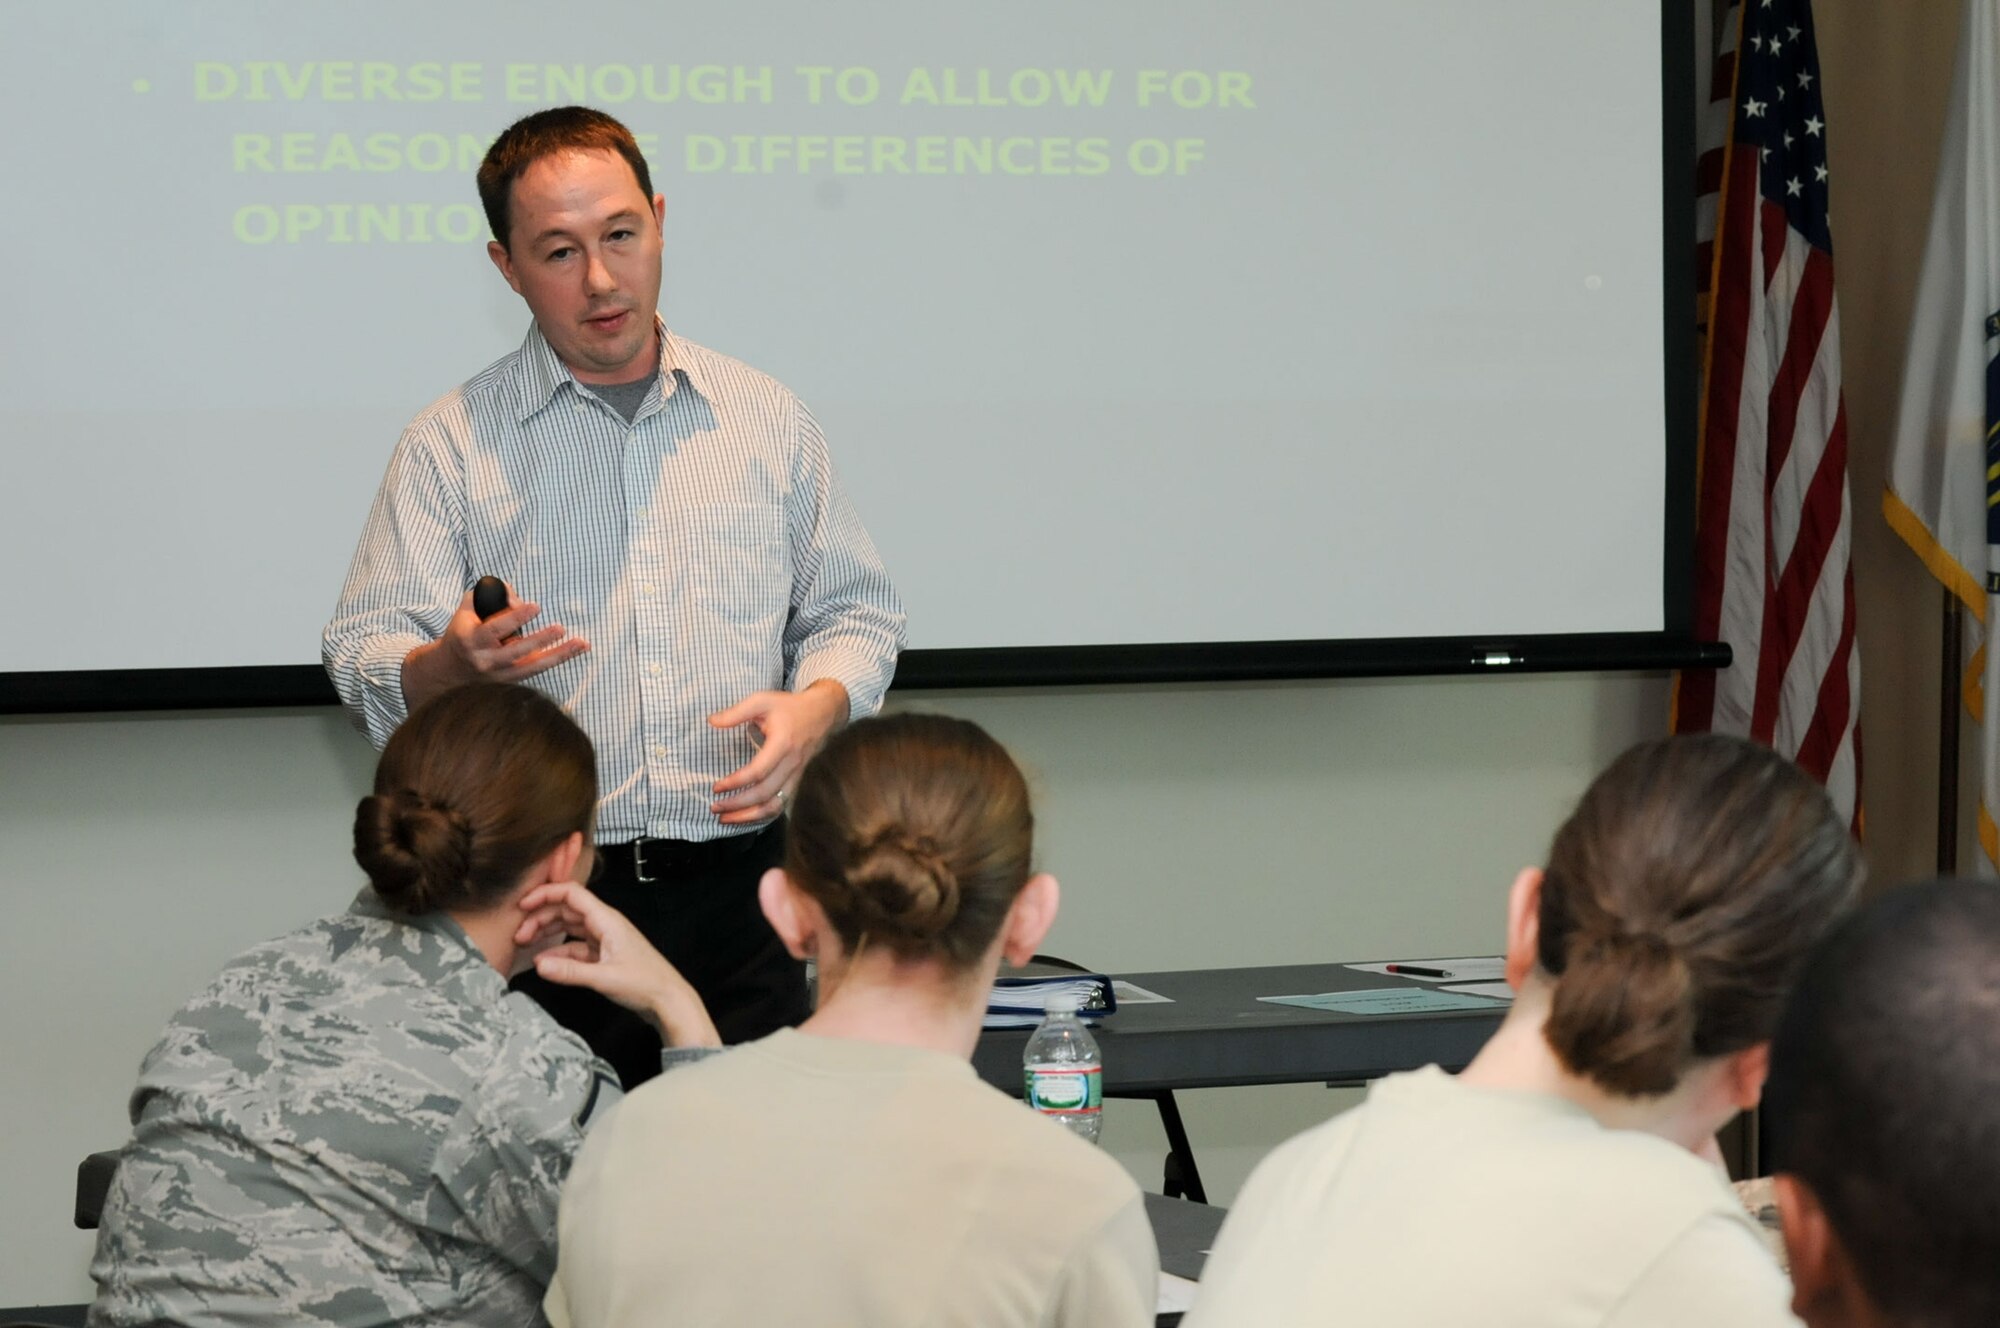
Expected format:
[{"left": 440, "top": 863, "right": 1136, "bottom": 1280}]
[{"left": 323, "top": 321, "right": 905, "bottom": 843}]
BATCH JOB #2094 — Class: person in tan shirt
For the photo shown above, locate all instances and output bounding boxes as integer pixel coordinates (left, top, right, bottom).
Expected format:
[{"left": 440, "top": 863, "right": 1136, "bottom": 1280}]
[
  {"left": 1187, "top": 733, "right": 1863, "bottom": 1327},
  {"left": 545, "top": 712, "right": 1158, "bottom": 1328}
]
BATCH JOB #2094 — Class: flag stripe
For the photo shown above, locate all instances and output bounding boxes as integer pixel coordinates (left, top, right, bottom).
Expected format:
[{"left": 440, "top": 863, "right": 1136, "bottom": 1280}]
[
  {"left": 1768, "top": 259, "right": 1841, "bottom": 573},
  {"left": 1794, "top": 555, "right": 1859, "bottom": 780},
  {"left": 1766, "top": 445, "right": 1853, "bottom": 748},
  {"left": 1762, "top": 241, "right": 1837, "bottom": 557}
]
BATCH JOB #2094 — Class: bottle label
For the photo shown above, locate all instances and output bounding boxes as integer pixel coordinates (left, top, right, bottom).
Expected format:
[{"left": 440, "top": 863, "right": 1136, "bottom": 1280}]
[{"left": 1025, "top": 1065, "right": 1103, "bottom": 1114}]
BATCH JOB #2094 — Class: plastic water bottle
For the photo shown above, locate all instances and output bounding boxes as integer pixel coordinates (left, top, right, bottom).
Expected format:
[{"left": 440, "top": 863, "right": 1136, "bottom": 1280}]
[{"left": 1023, "top": 993, "right": 1103, "bottom": 1143}]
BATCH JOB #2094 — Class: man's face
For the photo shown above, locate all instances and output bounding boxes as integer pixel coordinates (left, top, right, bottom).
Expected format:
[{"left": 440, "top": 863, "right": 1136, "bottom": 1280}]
[{"left": 487, "top": 148, "right": 666, "bottom": 384}]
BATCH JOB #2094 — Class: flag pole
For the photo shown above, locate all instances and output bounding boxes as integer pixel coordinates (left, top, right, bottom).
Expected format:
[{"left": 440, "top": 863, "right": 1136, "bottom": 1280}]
[{"left": 1940, "top": 588, "right": 1961, "bottom": 873}]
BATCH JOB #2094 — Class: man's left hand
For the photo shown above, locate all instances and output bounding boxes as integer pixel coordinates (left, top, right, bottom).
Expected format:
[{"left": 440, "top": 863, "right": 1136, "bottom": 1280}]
[{"left": 708, "top": 679, "right": 850, "bottom": 824}]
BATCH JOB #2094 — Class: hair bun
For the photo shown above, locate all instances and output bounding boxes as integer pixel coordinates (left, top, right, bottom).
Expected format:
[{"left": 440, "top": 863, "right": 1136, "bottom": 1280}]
[
  {"left": 352, "top": 790, "right": 474, "bottom": 915},
  {"left": 1544, "top": 929, "right": 1695, "bottom": 1097},
  {"left": 845, "top": 829, "right": 964, "bottom": 942}
]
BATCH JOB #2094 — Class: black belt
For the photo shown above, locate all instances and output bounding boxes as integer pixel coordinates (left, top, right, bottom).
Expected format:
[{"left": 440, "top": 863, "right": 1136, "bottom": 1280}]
[{"left": 597, "top": 821, "right": 782, "bottom": 884}]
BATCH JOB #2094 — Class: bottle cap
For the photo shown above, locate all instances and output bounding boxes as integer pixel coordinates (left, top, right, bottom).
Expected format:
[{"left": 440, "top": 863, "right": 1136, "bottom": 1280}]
[{"left": 1043, "top": 993, "right": 1083, "bottom": 1015}]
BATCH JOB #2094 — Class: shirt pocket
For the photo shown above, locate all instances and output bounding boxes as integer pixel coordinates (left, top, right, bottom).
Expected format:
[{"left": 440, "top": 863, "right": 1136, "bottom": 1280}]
[{"left": 689, "top": 502, "right": 789, "bottom": 630}]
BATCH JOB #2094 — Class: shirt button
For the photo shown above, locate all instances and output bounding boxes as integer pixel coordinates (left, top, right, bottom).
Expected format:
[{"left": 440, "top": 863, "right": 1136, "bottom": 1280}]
[
  {"left": 640, "top": 582, "right": 656, "bottom": 596},
  {"left": 648, "top": 662, "right": 663, "bottom": 677},
  {"left": 651, "top": 744, "right": 668, "bottom": 760}
]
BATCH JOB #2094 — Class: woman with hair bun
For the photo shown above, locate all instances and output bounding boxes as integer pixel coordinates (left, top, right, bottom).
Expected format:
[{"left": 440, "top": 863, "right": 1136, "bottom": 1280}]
[
  {"left": 1185, "top": 733, "right": 1863, "bottom": 1327},
  {"left": 545, "top": 712, "right": 1159, "bottom": 1328},
  {"left": 89, "top": 685, "right": 716, "bottom": 1328}
]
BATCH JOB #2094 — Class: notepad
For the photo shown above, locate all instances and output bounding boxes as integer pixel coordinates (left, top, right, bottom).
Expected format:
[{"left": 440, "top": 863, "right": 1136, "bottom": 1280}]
[
  {"left": 983, "top": 974, "right": 1115, "bottom": 1028},
  {"left": 1258, "top": 987, "right": 1508, "bottom": 1015}
]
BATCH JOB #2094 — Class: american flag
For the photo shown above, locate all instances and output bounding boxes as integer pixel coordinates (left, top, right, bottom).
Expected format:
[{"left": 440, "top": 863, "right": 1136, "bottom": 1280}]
[{"left": 1676, "top": 0, "right": 1862, "bottom": 828}]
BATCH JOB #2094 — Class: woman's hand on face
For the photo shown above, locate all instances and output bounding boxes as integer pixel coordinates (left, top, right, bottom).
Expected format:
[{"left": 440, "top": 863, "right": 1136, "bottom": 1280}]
[{"left": 514, "top": 881, "right": 721, "bottom": 1049}]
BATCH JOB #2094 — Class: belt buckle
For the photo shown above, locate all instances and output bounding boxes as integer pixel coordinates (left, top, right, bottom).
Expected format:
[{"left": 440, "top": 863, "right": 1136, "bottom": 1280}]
[{"left": 632, "top": 838, "right": 662, "bottom": 884}]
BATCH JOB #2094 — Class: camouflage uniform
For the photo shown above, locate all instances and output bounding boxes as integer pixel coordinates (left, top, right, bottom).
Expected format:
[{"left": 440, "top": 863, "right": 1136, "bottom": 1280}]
[{"left": 88, "top": 891, "right": 621, "bottom": 1327}]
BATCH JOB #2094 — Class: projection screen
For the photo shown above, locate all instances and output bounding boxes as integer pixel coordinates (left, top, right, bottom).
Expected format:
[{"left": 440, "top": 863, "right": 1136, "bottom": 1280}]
[{"left": 0, "top": 1, "right": 1699, "bottom": 709}]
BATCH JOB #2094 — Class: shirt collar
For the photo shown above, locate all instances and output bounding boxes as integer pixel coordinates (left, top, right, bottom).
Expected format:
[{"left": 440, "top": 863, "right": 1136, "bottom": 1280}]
[
  {"left": 346, "top": 887, "right": 491, "bottom": 970},
  {"left": 511, "top": 316, "right": 712, "bottom": 424}
]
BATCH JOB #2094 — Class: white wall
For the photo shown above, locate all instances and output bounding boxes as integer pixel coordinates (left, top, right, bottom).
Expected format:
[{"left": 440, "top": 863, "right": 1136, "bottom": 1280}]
[{"left": 0, "top": 671, "right": 1667, "bottom": 1306}]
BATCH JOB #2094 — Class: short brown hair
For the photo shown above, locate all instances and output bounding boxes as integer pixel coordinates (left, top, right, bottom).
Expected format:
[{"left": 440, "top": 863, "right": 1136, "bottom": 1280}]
[
  {"left": 353, "top": 684, "right": 597, "bottom": 917},
  {"left": 784, "top": 713, "right": 1034, "bottom": 968},
  {"left": 1536, "top": 734, "right": 1861, "bottom": 1097},
  {"left": 477, "top": 106, "right": 655, "bottom": 249}
]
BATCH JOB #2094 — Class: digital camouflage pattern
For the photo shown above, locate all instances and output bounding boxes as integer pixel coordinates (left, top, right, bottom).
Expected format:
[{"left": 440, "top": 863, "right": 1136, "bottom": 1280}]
[{"left": 88, "top": 891, "right": 621, "bottom": 1327}]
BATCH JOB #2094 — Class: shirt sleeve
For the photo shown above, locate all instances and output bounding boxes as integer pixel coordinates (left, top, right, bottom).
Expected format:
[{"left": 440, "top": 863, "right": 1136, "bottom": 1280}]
[
  {"left": 781, "top": 399, "right": 906, "bottom": 717},
  {"left": 433, "top": 1026, "right": 622, "bottom": 1287},
  {"left": 1042, "top": 1192, "right": 1160, "bottom": 1328},
  {"left": 1176, "top": 1127, "right": 1320, "bottom": 1326},
  {"left": 1603, "top": 1214, "right": 1802, "bottom": 1328},
  {"left": 321, "top": 415, "right": 472, "bottom": 747}
]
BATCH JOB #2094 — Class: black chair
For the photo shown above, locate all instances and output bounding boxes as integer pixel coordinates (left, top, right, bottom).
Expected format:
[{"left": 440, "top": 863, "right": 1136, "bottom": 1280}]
[{"left": 73, "top": 1153, "right": 119, "bottom": 1231}]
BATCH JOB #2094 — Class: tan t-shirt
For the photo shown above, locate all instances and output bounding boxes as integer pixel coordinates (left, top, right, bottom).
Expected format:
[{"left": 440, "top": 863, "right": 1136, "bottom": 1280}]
[
  {"left": 546, "top": 1028, "right": 1158, "bottom": 1328},
  {"left": 1184, "top": 1066, "right": 1798, "bottom": 1328}
]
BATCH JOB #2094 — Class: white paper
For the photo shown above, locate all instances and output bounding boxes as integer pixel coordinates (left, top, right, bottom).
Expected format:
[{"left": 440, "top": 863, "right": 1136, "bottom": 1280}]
[
  {"left": 1346, "top": 956, "right": 1506, "bottom": 983},
  {"left": 1442, "top": 981, "right": 1515, "bottom": 1000},
  {"left": 1157, "top": 1272, "right": 1201, "bottom": 1315},
  {"left": 1112, "top": 980, "right": 1174, "bottom": 1005}
]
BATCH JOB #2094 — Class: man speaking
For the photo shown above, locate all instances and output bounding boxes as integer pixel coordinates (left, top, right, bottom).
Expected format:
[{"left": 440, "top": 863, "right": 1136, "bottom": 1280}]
[{"left": 323, "top": 107, "right": 905, "bottom": 1086}]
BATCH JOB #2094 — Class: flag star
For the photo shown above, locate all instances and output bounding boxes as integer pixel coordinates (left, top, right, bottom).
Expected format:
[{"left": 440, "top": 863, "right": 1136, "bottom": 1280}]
[
  {"left": 1771, "top": 36, "right": 1785, "bottom": 55},
  {"left": 1746, "top": 97, "right": 1767, "bottom": 118},
  {"left": 1805, "top": 115, "right": 1824, "bottom": 136},
  {"left": 1787, "top": 177, "right": 1803, "bottom": 196},
  {"left": 1815, "top": 163, "right": 1829, "bottom": 182},
  {"left": 1751, "top": 33, "right": 1766, "bottom": 51},
  {"left": 1783, "top": 131, "right": 1795, "bottom": 147},
  {"left": 1788, "top": 24, "right": 1802, "bottom": 39},
  {"left": 1777, "top": 84, "right": 1787, "bottom": 100},
  {"left": 1799, "top": 69, "right": 1815, "bottom": 88}
]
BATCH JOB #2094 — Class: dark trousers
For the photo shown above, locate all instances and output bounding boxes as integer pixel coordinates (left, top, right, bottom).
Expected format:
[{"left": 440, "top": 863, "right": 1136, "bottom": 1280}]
[{"left": 511, "top": 820, "right": 809, "bottom": 1089}]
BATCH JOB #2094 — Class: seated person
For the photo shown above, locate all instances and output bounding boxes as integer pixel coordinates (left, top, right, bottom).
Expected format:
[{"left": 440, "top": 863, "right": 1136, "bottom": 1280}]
[
  {"left": 1764, "top": 877, "right": 2000, "bottom": 1328},
  {"left": 88, "top": 684, "right": 716, "bottom": 1327},
  {"left": 545, "top": 712, "right": 1159, "bottom": 1328},
  {"left": 1186, "top": 734, "right": 1863, "bottom": 1327}
]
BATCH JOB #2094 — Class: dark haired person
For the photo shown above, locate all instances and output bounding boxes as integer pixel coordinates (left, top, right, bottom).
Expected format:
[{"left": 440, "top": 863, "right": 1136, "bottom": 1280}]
[
  {"left": 1765, "top": 878, "right": 2000, "bottom": 1328},
  {"left": 87, "top": 686, "right": 716, "bottom": 1327},
  {"left": 1185, "top": 734, "right": 1862, "bottom": 1326},
  {"left": 545, "top": 713, "right": 1159, "bottom": 1328},
  {"left": 322, "top": 105, "right": 905, "bottom": 1083}
]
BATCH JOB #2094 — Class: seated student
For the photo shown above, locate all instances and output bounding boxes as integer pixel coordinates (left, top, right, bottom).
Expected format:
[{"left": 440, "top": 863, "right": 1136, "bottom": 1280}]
[
  {"left": 88, "top": 684, "right": 717, "bottom": 1328},
  {"left": 1764, "top": 877, "right": 2000, "bottom": 1328},
  {"left": 545, "top": 712, "right": 1159, "bottom": 1328},
  {"left": 1185, "top": 734, "right": 1862, "bottom": 1327}
]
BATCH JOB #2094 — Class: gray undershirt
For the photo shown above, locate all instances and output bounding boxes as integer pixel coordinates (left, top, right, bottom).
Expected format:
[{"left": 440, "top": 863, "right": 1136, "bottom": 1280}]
[{"left": 589, "top": 368, "right": 661, "bottom": 424}]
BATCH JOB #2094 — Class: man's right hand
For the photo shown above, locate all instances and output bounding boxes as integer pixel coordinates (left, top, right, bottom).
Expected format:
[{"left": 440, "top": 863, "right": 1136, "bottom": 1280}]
[{"left": 400, "top": 586, "right": 591, "bottom": 709}]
